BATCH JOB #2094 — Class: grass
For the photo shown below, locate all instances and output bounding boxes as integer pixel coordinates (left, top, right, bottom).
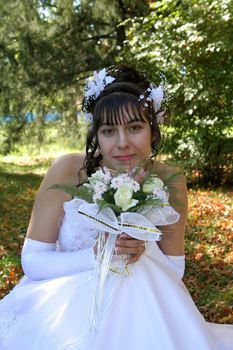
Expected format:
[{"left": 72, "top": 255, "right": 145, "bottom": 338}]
[
  {"left": 0, "top": 152, "right": 232, "bottom": 323},
  {"left": 183, "top": 188, "right": 233, "bottom": 323}
]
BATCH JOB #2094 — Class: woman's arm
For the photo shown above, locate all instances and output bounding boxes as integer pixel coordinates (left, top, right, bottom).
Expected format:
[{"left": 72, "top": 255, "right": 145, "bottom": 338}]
[
  {"left": 26, "top": 153, "right": 85, "bottom": 243},
  {"left": 21, "top": 153, "right": 100, "bottom": 281},
  {"left": 21, "top": 237, "right": 96, "bottom": 280},
  {"left": 155, "top": 163, "right": 188, "bottom": 256}
]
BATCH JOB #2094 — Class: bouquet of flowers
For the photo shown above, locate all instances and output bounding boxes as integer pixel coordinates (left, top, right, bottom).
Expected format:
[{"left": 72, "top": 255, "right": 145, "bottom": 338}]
[{"left": 81, "top": 166, "right": 169, "bottom": 213}]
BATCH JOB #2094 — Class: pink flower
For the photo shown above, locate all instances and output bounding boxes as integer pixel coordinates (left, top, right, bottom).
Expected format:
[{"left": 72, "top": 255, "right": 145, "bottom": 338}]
[{"left": 134, "top": 169, "right": 148, "bottom": 183}]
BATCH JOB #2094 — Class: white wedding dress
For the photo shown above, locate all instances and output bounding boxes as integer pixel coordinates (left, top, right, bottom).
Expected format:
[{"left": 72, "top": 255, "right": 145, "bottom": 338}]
[{"left": 0, "top": 197, "right": 232, "bottom": 350}]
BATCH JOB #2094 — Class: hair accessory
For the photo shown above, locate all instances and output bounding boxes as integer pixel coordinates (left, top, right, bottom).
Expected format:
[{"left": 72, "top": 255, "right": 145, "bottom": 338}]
[
  {"left": 85, "top": 112, "right": 94, "bottom": 124},
  {"left": 138, "top": 81, "right": 166, "bottom": 124},
  {"left": 148, "top": 84, "right": 164, "bottom": 112},
  {"left": 82, "top": 67, "right": 168, "bottom": 125},
  {"left": 83, "top": 68, "right": 115, "bottom": 124}
]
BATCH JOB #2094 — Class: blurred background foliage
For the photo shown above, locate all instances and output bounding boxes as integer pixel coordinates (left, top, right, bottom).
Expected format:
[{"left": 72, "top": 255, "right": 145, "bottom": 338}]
[{"left": 0, "top": 0, "right": 232, "bottom": 185}]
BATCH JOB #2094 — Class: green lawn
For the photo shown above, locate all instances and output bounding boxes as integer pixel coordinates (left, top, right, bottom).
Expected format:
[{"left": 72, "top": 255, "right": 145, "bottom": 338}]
[{"left": 0, "top": 154, "right": 232, "bottom": 323}]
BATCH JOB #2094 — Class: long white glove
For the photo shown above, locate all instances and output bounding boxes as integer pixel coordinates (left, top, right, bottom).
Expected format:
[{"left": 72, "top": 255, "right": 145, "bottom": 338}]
[{"left": 21, "top": 238, "right": 96, "bottom": 281}]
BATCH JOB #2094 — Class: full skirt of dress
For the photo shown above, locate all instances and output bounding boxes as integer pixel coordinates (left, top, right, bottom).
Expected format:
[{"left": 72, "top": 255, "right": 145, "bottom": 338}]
[{"left": 0, "top": 242, "right": 232, "bottom": 350}]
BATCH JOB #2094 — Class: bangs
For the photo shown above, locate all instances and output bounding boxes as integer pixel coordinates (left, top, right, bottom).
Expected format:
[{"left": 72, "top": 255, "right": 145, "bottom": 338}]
[{"left": 93, "top": 92, "right": 149, "bottom": 127}]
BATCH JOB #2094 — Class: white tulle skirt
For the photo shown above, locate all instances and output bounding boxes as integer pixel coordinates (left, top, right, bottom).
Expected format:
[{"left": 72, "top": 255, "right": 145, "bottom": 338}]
[{"left": 0, "top": 245, "right": 232, "bottom": 350}]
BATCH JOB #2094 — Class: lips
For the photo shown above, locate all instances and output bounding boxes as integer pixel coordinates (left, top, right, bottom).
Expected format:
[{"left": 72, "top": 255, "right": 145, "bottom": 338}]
[{"left": 114, "top": 155, "right": 135, "bottom": 161}]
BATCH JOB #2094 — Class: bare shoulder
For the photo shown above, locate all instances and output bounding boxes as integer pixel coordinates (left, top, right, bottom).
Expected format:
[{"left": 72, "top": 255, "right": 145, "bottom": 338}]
[
  {"left": 38, "top": 152, "right": 86, "bottom": 194},
  {"left": 26, "top": 152, "right": 86, "bottom": 242},
  {"left": 153, "top": 160, "right": 187, "bottom": 191},
  {"left": 50, "top": 152, "right": 86, "bottom": 180},
  {"left": 153, "top": 160, "right": 188, "bottom": 215},
  {"left": 153, "top": 160, "right": 185, "bottom": 179}
]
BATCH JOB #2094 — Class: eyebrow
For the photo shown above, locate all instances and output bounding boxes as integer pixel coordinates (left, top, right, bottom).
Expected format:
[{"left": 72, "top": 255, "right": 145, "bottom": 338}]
[{"left": 100, "top": 119, "right": 145, "bottom": 126}]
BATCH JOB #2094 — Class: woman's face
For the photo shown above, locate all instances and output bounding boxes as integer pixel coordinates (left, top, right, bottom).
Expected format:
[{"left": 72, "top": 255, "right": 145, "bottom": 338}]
[{"left": 97, "top": 108, "right": 154, "bottom": 170}]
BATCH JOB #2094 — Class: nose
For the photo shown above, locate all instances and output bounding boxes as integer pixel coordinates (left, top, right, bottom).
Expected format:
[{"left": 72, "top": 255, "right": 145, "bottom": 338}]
[{"left": 117, "top": 129, "right": 129, "bottom": 149}]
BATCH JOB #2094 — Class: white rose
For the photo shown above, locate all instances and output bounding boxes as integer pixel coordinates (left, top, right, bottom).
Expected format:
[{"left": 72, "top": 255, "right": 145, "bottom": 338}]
[
  {"left": 114, "top": 183, "right": 138, "bottom": 211},
  {"left": 142, "top": 176, "right": 164, "bottom": 193}
]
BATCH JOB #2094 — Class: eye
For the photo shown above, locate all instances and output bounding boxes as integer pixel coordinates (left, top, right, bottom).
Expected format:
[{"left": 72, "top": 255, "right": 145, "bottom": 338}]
[
  {"left": 128, "top": 124, "right": 143, "bottom": 132},
  {"left": 101, "top": 128, "right": 114, "bottom": 136}
]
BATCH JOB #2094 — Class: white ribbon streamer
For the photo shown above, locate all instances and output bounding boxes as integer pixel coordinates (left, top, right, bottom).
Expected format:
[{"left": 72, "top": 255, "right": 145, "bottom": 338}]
[{"left": 76, "top": 202, "right": 180, "bottom": 336}]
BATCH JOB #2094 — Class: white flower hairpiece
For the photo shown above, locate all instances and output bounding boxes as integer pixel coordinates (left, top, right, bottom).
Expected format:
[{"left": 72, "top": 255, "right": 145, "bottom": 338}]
[
  {"left": 83, "top": 68, "right": 115, "bottom": 123},
  {"left": 139, "top": 83, "right": 165, "bottom": 124},
  {"left": 83, "top": 68, "right": 168, "bottom": 125},
  {"left": 84, "top": 68, "right": 115, "bottom": 100},
  {"left": 148, "top": 84, "right": 164, "bottom": 113}
]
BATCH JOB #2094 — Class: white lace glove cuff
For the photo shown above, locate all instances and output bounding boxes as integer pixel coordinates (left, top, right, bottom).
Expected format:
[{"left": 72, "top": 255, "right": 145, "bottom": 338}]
[
  {"left": 165, "top": 255, "right": 185, "bottom": 279},
  {"left": 21, "top": 238, "right": 96, "bottom": 281}
]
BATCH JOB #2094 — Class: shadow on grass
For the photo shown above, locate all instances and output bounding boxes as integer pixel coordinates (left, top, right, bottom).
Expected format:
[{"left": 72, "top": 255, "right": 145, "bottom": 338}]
[
  {"left": 0, "top": 163, "right": 47, "bottom": 297},
  {"left": 0, "top": 167, "right": 44, "bottom": 254}
]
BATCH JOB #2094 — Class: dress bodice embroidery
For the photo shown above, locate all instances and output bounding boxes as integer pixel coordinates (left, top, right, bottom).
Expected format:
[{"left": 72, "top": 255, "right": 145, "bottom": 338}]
[{"left": 58, "top": 197, "right": 98, "bottom": 252}]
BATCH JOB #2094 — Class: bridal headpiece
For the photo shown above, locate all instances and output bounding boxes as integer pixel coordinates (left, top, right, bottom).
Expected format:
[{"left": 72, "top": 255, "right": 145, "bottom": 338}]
[
  {"left": 138, "top": 83, "right": 166, "bottom": 124},
  {"left": 82, "top": 67, "right": 166, "bottom": 125}
]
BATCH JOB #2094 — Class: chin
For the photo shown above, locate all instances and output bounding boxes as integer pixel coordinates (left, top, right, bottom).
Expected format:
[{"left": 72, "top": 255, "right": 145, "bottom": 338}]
[{"left": 116, "top": 161, "right": 138, "bottom": 171}]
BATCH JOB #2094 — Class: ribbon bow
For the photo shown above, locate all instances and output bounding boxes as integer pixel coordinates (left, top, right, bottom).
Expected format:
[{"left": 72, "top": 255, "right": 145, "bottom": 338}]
[{"left": 78, "top": 203, "right": 162, "bottom": 241}]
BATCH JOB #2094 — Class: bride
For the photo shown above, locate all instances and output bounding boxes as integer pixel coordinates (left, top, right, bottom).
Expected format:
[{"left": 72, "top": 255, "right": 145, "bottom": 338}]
[{"left": 0, "top": 64, "right": 232, "bottom": 350}]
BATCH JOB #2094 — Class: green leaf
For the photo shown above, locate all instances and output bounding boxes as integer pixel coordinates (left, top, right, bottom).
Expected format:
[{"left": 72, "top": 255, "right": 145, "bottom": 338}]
[
  {"left": 48, "top": 183, "right": 93, "bottom": 203},
  {"left": 127, "top": 198, "right": 165, "bottom": 212},
  {"left": 96, "top": 199, "right": 122, "bottom": 215}
]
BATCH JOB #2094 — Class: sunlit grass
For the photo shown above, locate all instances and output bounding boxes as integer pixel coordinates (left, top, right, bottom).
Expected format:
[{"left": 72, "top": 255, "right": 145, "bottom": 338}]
[{"left": 0, "top": 145, "right": 83, "bottom": 175}]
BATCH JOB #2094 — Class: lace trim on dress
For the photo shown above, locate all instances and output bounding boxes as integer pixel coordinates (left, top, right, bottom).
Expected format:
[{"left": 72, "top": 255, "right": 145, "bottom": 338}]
[
  {"left": 0, "top": 311, "right": 23, "bottom": 346},
  {"left": 58, "top": 197, "right": 98, "bottom": 252}
]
